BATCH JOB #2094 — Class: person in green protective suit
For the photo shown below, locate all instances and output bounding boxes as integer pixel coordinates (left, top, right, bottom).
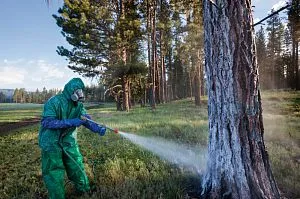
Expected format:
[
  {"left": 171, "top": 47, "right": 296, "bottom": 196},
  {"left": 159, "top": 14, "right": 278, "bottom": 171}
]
[{"left": 38, "top": 78, "right": 106, "bottom": 199}]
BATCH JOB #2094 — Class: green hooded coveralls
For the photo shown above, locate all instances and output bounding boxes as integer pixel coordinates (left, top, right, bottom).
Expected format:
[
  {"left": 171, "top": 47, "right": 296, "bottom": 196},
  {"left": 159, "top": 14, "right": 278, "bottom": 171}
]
[{"left": 38, "top": 78, "right": 90, "bottom": 199}]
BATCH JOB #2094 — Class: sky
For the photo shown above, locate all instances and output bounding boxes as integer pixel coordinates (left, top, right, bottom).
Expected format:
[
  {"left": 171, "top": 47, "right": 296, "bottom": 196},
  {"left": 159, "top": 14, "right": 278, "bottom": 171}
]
[{"left": 0, "top": 0, "right": 290, "bottom": 91}]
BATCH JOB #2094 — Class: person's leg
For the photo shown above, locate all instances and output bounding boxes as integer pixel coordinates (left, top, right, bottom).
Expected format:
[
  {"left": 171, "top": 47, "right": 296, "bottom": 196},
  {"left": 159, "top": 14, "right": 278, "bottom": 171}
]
[
  {"left": 63, "top": 145, "right": 90, "bottom": 193},
  {"left": 41, "top": 150, "right": 65, "bottom": 199}
]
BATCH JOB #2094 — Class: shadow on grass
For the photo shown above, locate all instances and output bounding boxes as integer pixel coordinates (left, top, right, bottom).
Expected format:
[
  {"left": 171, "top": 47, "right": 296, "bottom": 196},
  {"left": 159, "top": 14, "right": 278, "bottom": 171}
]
[
  {"left": 0, "top": 117, "right": 40, "bottom": 136},
  {"left": 66, "top": 173, "right": 203, "bottom": 199}
]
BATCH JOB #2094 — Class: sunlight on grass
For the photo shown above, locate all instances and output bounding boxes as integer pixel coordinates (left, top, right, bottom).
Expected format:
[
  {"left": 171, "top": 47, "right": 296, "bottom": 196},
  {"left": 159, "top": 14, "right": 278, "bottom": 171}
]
[
  {"left": 261, "top": 91, "right": 300, "bottom": 198},
  {"left": 0, "top": 91, "right": 299, "bottom": 198},
  {"left": 0, "top": 104, "right": 42, "bottom": 123}
]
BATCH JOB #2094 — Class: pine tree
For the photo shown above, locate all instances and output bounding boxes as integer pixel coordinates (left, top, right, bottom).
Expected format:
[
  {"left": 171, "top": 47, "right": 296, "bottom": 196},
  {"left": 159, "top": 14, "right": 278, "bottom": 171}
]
[
  {"left": 54, "top": 0, "right": 111, "bottom": 77},
  {"left": 281, "top": 27, "right": 293, "bottom": 88},
  {"left": 202, "top": 0, "right": 280, "bottom": 197},
  {"left": 183, "top": 0, "right": 204, "bottom": 105},
  {"left": 0, "top": 92, "right": 6, "bottom": 103},
  {"left": 54, "top": 0, "right": 146, "bottom": 111},
  {"left": 288, "top": 0, "right": 300, "bottom": 89},
  {"left": 256, "top": 26, "right": 268, "bottom": 89},
  {"left": 13, "top": 88, "right": 19, "bottom": 103},
  {"left": 266, "top": 11, "right": 285, "bottom": 89}
]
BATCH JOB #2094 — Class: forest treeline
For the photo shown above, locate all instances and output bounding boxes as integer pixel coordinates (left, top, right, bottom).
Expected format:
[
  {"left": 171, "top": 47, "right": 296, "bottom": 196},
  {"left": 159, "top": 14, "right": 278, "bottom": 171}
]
[
  {"left": 255, "top": 6, "right": 299, "bottom": 90},
  {"left": 0, "top": 86, "right": 105, "bottom": 104},
  {"left": 53, "top": 0, "right": 299, "bottom": 111},
  {"left": 54, "top": 0, "right": 205, "bottom": 111},
  {"left": 1, "top": 1, "right": 298, "bottom": 109}
]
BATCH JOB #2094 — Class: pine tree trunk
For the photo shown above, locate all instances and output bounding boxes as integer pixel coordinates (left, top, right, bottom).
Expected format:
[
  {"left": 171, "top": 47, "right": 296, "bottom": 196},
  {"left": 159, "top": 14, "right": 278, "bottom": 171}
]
[
  {"left": 189, "top": 72, "right": 193, "bottom": 101},
  {"left": 147, "top": 0, "right": 152, "bottom": 83},
  {"left": 161, "top": 54, "right": 166, "bottom": 103},
  {"left": 128, "top": 81, "right": 132, "bottom": 109},
  {"left": 194, "top": 62, "right": 201, "bottom": 106},
  {"left": 202, "top": 1, "right": 280, "bottom": 198},
  {"left": 168, "top": 48, "right": 174, "bottom": 100},
  {"left": 160, "top": 28, "right": 166, "bottom": 103},
  {"left": 122, "top": 76, "right": 129, "bottom": 112},
  {"left": 296, "top": 41, "right": 299, "bottom": 90},
  {"left": 151, "top": 1, "right": 157, "bottom": 109}
]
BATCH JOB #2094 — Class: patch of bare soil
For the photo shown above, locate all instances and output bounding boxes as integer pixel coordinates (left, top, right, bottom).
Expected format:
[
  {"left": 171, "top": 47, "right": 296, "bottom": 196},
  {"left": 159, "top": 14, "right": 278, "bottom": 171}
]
[{"left": 0, "top": 117, "right": 40, "bottom": 136}]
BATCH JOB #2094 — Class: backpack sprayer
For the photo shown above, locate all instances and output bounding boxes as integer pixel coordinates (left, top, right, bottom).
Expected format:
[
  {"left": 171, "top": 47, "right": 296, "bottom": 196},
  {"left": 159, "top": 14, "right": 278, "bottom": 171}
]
[{"left": 80, "top": 116, "right": 119, "bottom": 134}]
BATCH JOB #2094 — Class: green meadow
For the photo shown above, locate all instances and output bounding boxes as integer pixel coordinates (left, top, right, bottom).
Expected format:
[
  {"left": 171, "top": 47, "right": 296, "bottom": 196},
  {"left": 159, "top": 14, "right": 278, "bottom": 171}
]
[{"left": 0, "top": 91, "right": 299, "bottom": 198}]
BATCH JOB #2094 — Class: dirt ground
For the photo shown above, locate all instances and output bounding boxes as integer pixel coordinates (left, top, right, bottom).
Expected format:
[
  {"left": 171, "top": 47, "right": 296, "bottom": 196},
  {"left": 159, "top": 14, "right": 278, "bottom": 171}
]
[{"left": 0, "top": 117, "right": 40, "bottom": 136}]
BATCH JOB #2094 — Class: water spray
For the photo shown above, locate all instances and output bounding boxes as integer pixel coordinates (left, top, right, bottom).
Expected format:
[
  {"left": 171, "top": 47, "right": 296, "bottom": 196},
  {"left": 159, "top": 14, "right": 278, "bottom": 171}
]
[{"left": 80, "top": 116, "right": 207, "bottom": 174}]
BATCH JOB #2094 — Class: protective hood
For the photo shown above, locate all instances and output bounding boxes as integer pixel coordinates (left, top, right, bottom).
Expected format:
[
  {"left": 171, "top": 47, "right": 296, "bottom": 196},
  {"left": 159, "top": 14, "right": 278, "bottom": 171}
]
[{"left": 62, "top": 78, "right": 85, "bottom": 100}]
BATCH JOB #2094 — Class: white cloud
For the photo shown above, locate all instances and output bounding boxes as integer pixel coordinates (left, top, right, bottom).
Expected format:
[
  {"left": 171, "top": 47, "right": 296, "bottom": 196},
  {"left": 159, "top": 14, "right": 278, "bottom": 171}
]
[
  {"left": 31, "top": 77, "right": 42, "bottom": 82},
  {"left": 254, "top": 18, "right": 260, "bottom": 24},
  {"left": 38, "top": 61, "right": 65, "bottom": 79},
  {"left": 3, "top": 58, "right": 24, "bottom": 65},
  {"left": 252, "top": 0, "right": 261, "bottom": 4},
  {"left": 0, "top": 58, "right": 95, "bottom": 91},
  {"left": 0, "top": 66, "right": 27, "bottom": 84},
  {"left": 272, "top": 0, "right": 288, "bottom": 11}
]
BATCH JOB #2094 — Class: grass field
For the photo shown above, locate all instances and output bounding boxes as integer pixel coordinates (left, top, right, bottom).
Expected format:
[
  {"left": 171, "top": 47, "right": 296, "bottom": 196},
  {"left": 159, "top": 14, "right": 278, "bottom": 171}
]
[
  {"left": 0, "top": 103, "right": 42, "bottom": 123},
  {"left": 0, "top": 91, "right": 299, "bottom": 198}
]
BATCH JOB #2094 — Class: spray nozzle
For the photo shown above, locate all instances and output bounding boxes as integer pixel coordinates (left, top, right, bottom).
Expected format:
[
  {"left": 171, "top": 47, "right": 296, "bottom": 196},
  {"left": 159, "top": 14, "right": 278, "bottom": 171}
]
[{"left": 113, "top": 128, "right": 119, "bottom": 134}]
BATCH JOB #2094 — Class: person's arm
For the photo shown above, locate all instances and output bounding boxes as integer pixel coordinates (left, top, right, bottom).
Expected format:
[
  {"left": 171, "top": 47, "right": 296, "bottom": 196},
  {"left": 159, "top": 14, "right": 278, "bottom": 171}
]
[
  {"left": 41, "top": 117, "right": 85, "bottom": 129},
  {"left": 81, "top": 114, "right": 106, "bottom": 136},
  {"left": 41, "top": 98, "right": 85, "bottom": 129}
]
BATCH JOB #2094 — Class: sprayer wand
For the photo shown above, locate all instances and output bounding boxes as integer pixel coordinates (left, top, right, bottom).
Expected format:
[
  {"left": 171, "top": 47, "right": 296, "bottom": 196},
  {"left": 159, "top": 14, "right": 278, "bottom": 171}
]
[{"left": 81, "top": 116, "right": 119, "bottom": 134}]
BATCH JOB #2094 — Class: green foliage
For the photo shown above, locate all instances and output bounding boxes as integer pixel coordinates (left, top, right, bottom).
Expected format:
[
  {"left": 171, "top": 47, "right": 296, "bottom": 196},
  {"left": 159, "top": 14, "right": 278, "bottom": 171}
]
[
  {"left": 85, "top": 85, "right": 106, "bottom": 102},
  {"left": 266, "top": 11, "right": 285, "bottom": 56},
  {"left": 288, "top": 0, "right": 300, "bottom": 40},
  {"left": 257, "top": 10, "right": 299, "bottom": 90},
  {"left": 10, "top": 87, "right": 60, "bottom": 104},
  {"left": 256, "top": 26, "right": 268, "bottom": 88},
  {"left": 54, "top": 0, "right": 146, "bottom": 79},
  {"left": 262, "top": 11, "right": 287, "bottom": 89},
  {"left": 54, "top": 0, "right": 147, "bottom": 111},
  {"left": 54, "top": 0, "right": 112, "bottom": 77},
  {"left": 0, "top": 92, "right": 6, "bottom": 103},
  {"left": 0, "top": 103, "right": 42, "bottom": 123},
  {"left": 0, "top": 125, "right": 47, "bottom": 199}
]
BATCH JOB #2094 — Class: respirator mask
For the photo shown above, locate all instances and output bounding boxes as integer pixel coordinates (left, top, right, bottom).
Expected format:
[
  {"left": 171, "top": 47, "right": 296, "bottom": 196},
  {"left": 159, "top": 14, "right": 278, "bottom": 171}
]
[{"left": 71, "top": 89, "right": 85, "bottom": 102}]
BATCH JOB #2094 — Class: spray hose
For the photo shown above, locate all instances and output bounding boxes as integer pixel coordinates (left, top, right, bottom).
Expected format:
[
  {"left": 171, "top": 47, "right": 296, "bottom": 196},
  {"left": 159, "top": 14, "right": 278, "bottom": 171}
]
[{"left": 58, "top": 132, "right": 88, "bottom": 189}]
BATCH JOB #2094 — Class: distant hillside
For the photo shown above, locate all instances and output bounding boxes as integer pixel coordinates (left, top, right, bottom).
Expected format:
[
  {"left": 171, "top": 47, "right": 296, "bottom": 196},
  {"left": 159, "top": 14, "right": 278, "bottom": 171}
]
[{"left": 0, "top": 89, "right": 14, "bottom": 102}]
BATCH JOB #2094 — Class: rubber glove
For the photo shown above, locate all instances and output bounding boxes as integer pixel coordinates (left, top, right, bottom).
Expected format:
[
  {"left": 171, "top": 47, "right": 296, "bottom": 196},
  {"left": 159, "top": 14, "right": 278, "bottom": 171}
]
[
  {"left": 85, "top": 120, "right": 106, "bottom": 136},
  {"left": 41, "top": 117, "right": 85, "bottom": 129},
  {"left": 82, "top": 114, "right": 92, "bottom": 120}
]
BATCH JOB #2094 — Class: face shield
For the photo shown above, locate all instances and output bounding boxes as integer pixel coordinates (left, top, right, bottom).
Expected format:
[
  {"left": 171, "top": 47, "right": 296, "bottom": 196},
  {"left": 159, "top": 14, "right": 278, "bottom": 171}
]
[{"left": 71, "top": 89, "right": 85, "bottom": 102}]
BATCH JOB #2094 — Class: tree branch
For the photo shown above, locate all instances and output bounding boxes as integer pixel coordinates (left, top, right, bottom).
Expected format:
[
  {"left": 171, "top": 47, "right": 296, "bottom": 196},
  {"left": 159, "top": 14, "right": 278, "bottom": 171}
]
[{"left": 253, "top": 4, "right": 291, "bottom": 27}]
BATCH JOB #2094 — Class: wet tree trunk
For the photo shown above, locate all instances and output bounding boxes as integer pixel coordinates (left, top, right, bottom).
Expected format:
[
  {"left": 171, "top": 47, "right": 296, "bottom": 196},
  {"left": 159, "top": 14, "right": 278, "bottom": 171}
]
[{"left": 201, "top": 0, "right": 280, "bottom": 198}]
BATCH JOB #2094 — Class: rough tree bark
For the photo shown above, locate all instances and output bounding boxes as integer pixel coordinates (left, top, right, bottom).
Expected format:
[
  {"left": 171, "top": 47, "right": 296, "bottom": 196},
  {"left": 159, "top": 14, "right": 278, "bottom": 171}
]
[{"left": 201, "top": 0, "right": 280, "bottom": 198}]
